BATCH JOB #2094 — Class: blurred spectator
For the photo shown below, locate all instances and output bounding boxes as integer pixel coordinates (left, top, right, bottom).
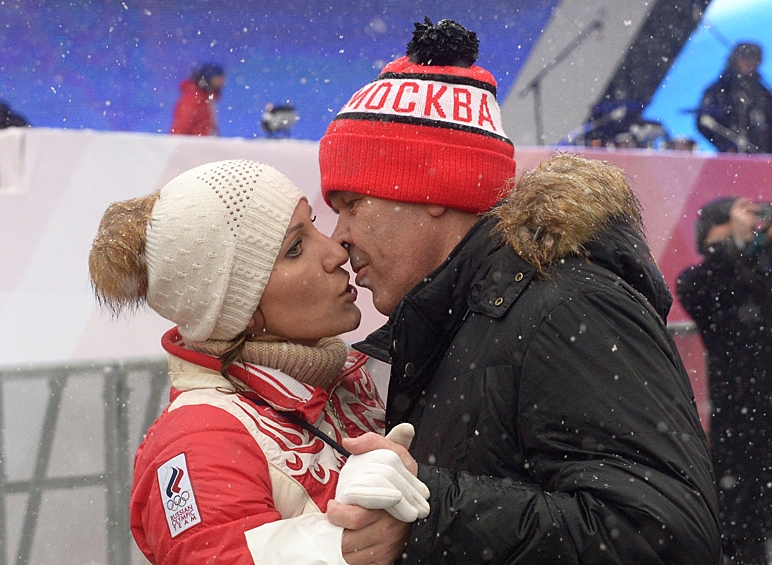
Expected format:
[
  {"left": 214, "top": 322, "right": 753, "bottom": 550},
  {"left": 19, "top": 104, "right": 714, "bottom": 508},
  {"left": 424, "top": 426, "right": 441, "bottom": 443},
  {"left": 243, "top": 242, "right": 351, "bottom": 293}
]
[
  {"left": 677, "top": 197, "right": 772, "bottom": 565},
  {"left": 696, "top": 43, "right": 772, "bottom": 154},
  {"left": 170, "top": 63, "right": 225, "bottom": 136},
  {"left": 0, "top": 100, "right": 29, "bottom": 128},
  {"left": 261, "top": 103, "right": 299, "bottom": 138}
]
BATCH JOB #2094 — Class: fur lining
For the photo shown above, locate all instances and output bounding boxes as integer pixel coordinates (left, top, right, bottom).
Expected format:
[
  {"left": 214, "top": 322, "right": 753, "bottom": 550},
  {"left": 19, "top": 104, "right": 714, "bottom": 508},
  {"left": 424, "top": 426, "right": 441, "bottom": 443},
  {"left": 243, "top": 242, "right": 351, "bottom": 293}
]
[{"left": 494, "top": 153, "right": 643, "bottom": 276}]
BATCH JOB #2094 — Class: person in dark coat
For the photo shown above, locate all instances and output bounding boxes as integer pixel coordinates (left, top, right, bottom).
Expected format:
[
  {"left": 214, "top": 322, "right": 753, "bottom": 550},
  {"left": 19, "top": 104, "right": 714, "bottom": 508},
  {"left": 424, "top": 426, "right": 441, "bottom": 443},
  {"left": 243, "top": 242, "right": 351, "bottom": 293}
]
[
  {"left": 677, "top": 196, "right": 772, "bottom": 565},
  {"left": 696, "top": 43, "right": 772, "bottom": 154},
  {"left": 318, "top": 18, "right": 721, "bottom": 565}
]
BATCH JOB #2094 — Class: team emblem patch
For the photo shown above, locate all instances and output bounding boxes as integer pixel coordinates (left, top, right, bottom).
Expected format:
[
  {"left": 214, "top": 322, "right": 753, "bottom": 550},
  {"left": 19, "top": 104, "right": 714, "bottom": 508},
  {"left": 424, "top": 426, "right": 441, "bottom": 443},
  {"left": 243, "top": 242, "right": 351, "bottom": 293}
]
[{"left": 157, "top": 453, "right": 201, "bottom": 537}]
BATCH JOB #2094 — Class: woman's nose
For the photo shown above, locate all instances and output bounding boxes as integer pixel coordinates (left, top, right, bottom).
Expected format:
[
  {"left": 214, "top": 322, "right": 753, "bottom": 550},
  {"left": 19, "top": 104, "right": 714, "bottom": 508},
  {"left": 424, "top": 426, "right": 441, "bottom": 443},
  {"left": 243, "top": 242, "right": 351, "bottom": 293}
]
[{"left": 324, "top": 236, "right": 350, "bottom": 271}]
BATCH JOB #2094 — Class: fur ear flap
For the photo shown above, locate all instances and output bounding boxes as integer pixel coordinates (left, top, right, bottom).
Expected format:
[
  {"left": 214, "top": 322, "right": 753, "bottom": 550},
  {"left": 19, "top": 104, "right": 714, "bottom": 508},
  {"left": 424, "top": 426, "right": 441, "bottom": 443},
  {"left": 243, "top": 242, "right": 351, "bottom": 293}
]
[
  {"left": 88, "top": 192, "right": 160, "bottom": 314},
  {"left": 495, "top": 153, "right": 643, "bottom": 276}
]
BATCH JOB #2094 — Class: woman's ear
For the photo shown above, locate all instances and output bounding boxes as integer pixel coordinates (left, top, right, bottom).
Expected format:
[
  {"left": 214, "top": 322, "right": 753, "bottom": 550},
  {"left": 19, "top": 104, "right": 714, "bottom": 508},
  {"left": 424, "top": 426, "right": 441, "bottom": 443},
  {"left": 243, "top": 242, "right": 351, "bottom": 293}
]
[{"left": 244, "top": 307, "right": 265, "bottom": 338}]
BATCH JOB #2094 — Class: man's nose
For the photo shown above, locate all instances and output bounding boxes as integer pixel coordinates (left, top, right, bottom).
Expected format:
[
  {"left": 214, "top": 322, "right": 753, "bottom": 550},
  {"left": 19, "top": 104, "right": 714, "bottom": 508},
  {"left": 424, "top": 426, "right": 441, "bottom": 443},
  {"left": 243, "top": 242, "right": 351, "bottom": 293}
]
[
  {"left": 330, "top": 216, "right": 351, "bottom": 248},
  {"left": 323, "top": 236, "right": 350, "bottom": 272}
]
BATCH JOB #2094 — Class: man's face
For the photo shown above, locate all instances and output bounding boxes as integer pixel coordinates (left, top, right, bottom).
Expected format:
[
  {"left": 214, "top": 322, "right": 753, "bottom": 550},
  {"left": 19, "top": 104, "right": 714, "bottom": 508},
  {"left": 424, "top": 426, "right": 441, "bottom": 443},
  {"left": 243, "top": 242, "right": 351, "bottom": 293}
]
[
  {"left": 329, "top": 192, "right": 444, "bottom": 316},
  {"left": 207, "top": 74, "right": 226, "bottom": 95},
  {"left": 704, "top": 222, "right": 731, "bottom": 248},
  {"left": 736, "top": 57, "right": 760, "bottom": 76}
]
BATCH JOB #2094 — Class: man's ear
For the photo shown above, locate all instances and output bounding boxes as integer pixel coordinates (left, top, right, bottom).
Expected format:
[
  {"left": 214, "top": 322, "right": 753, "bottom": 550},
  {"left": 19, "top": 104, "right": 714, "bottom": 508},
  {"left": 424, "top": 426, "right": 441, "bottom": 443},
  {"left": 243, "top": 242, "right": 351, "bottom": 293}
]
[{"left": 427, "top": 204, "right": 447, "bottom": 218}]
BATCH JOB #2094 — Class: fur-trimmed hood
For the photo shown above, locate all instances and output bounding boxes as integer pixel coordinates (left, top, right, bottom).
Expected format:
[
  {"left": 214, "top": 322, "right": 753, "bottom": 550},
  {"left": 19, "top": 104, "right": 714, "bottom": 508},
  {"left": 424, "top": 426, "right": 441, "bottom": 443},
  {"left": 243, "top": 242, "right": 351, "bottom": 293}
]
[{"left": 494, "top": 153, "right": 673, "bottom": 321}]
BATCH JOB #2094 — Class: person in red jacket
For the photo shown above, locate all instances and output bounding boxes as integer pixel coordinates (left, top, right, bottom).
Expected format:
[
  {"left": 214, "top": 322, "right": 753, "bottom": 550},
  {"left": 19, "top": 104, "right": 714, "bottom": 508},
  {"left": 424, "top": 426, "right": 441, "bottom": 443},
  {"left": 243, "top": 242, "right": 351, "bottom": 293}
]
[
  {"left": 170, "top": 63, "right": 225, "bottom": 136},
  {"left": 88, "top": 160, "right": 429, "bottom": 564}
]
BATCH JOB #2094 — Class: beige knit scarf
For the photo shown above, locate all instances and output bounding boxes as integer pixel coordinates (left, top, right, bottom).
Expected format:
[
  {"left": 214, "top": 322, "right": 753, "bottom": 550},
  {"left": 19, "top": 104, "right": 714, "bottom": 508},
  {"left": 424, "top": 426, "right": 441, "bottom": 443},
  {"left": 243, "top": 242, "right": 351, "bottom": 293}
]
[{"left": 188, "top": 336, "right": 348, "bottom": 389}]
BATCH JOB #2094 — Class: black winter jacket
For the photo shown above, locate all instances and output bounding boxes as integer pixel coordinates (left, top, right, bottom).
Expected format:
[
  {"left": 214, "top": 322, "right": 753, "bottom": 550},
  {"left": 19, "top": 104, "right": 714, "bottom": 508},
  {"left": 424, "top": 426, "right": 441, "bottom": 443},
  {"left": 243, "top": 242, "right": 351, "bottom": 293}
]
[
  {"left": 357, "top": 213, "right": 720, "bottom": 564},
  {"left": 697, "top": 71, "right": 772, "bottom": 153},
  {"left": 677, "top": 238, "right": 772, "bottom": 558}
]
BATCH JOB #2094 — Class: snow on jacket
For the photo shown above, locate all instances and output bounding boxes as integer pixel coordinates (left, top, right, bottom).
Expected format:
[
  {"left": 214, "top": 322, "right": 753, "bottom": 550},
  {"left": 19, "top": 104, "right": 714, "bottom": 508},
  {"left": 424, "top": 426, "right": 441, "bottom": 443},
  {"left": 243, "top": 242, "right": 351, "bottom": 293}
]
[
  {"left": 170, "top": 79, "right": 219, "bottom": 136},
  {"left": 356, "top": 181, "right": 721, "bottom": 564},
  {"left": 130, "top": 327, "right": 385, "bottom": 565}
]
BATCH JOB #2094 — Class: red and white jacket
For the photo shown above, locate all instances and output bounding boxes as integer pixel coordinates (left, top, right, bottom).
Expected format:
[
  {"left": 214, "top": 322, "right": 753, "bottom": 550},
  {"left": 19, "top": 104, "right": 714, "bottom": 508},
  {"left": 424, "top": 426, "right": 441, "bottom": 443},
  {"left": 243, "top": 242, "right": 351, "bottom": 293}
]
[{"left": 130, "top": 328, "right": 385, "bottom": 565}]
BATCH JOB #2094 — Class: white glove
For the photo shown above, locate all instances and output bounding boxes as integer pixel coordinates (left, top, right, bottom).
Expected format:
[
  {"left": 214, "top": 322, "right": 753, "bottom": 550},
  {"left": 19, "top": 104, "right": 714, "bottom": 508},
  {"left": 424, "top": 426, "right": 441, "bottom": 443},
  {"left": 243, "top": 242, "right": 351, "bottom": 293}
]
[
  {"left": 334, "top": 424, "right": 430, "bottom": 523},
  {"left": 385, "top": 422, "right": 415, "bottom": 448}
]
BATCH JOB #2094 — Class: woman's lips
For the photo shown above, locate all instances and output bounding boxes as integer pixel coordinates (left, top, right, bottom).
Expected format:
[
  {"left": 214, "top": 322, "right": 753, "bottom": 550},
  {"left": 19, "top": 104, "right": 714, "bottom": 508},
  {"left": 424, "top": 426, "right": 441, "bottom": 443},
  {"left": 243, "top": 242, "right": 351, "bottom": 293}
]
[{"left": 343, "top": 283, "right": 358, "bottom": 301}]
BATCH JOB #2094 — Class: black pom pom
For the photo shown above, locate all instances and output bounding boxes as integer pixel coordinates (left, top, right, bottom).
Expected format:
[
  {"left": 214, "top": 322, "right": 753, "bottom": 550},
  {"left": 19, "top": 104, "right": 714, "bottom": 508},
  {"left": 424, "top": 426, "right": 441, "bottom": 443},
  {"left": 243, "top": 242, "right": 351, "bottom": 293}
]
[{"left": 406, "top": 17, "right": 479, "bottom": 67}]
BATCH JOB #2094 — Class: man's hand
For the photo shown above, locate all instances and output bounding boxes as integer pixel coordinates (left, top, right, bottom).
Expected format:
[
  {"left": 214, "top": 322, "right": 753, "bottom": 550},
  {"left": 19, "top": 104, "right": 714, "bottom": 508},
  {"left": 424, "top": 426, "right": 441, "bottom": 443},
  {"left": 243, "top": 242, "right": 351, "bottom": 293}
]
[{"left": 328, "top": 501, "right": 411, "bottom": 565}]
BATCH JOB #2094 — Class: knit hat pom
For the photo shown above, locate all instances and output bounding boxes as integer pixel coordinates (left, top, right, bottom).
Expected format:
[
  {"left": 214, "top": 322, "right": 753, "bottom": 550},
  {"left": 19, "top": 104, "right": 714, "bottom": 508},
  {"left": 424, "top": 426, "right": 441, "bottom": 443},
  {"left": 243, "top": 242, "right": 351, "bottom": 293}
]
[
  {"left": 89, "top": 192, "right": 160, "bottom": 315},
  {"left": 406, "top": 17, "right": 479, "bottom": 67}
]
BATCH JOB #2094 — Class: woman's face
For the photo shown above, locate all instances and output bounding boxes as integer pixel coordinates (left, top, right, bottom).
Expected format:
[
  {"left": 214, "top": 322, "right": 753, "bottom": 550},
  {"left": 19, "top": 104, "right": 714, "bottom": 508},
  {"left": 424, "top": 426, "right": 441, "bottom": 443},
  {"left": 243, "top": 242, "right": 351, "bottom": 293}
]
[{"left": 254, "top": 199, "right": 361, "bottom": 344}]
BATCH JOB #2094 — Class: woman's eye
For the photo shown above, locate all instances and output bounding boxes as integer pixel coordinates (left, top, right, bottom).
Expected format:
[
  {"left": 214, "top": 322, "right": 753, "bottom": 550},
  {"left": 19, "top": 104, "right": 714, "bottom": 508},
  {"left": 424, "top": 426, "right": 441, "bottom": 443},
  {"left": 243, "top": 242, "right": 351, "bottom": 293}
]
[
  {"left": 311, "top": 215, "right": 317, "bottom": 223},
  {"left": 286, "top": 239, "right": 302, "bottom": 258}
]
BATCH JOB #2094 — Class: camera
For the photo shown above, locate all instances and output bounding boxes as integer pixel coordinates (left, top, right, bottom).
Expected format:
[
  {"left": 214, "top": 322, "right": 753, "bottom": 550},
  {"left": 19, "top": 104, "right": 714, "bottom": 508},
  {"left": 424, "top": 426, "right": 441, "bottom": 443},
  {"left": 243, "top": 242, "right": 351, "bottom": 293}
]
[{"left": 756, "top": 202, "right": 772, "bottom": 224}]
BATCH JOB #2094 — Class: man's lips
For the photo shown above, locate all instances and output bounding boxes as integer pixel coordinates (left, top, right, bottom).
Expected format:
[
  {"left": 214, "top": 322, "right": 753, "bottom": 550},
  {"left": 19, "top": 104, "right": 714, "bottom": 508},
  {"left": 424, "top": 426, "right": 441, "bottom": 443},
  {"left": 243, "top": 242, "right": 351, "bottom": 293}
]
[{"left": 354, "top": 265, "right": 370, "bottom": 288}]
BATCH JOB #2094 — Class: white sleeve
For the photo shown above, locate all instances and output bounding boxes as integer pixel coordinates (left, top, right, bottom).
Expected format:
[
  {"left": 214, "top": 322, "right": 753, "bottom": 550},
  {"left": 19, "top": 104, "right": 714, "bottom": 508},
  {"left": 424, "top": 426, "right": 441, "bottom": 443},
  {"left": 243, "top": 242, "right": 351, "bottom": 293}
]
[{"left": 243, "top": 513, "right": 347, "bottom": 565}]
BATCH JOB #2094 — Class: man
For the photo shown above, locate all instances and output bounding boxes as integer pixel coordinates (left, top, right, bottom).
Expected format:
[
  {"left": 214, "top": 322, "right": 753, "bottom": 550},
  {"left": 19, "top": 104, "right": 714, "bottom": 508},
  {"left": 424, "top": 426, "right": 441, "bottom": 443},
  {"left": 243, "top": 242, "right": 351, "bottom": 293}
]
[
  {"left": 320, "top": 18, "right": 720, "bottom": 565},
  {"left": 170, "top": 63, "right": 225, "bottom": 136},
  {"left": 696, "top": 43, "right": 772, "bottom": 154},
  {"left": 677, "top": 197, "right": 772, "bottom": 565}
]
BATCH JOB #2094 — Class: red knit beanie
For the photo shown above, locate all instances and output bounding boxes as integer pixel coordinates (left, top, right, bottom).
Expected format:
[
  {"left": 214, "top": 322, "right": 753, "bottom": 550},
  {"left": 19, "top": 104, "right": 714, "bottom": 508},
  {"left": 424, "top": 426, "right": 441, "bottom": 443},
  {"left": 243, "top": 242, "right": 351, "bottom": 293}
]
[{"left": 320, "top": 18, "right": 516, "bottom": 213}]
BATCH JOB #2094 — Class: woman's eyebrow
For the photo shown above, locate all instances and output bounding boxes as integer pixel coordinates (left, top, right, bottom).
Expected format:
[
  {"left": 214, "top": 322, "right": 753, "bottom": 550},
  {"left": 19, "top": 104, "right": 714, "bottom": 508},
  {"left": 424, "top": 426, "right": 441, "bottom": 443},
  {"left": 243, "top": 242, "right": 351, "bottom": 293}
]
[{"left": 283, "top": 222, "right": 304, "bottom": 241}]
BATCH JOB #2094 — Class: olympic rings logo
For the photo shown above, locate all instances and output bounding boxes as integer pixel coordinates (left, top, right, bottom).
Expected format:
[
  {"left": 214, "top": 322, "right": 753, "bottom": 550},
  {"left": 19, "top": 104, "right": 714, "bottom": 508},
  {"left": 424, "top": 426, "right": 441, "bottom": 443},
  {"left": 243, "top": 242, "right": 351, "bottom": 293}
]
[{"left": 166, "top": 490, "right": 190, "bottom": 511}]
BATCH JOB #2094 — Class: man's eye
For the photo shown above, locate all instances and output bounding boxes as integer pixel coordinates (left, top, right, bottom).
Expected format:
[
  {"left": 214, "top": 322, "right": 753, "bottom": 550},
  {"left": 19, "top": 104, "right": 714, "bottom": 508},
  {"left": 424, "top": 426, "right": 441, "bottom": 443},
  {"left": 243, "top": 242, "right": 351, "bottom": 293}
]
[{"left": 286, "top": 239, "right": 302, "bottom": 258}]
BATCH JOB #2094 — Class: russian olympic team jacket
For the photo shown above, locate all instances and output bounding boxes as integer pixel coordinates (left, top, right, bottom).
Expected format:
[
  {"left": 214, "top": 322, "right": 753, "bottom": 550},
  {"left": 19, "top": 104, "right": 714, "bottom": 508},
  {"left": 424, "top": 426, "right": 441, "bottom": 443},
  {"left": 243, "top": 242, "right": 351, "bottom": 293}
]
[{"left": 129, "top": 328, "right": 385, "bottom": 565}]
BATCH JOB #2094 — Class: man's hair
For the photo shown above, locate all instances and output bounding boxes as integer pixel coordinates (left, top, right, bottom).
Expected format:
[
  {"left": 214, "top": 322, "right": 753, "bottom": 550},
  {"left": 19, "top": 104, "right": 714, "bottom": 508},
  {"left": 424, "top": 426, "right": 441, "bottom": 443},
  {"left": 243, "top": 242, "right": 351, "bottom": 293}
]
[
  {"left": 192, "top": 63, "right": 225, "bottom": 93},
  {"left": 728, "top": 43, "right": 762, "bottom": 70},
  {"left": 695, "top": 197, "right": 736, "bottom": 255}
]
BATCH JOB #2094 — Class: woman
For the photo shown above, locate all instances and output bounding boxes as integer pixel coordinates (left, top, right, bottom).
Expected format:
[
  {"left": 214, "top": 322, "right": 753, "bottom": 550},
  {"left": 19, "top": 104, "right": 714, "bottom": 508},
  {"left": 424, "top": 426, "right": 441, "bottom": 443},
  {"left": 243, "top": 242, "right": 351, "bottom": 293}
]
[{"left": 89, "top": 160, "right": 428, "bottom": 564}]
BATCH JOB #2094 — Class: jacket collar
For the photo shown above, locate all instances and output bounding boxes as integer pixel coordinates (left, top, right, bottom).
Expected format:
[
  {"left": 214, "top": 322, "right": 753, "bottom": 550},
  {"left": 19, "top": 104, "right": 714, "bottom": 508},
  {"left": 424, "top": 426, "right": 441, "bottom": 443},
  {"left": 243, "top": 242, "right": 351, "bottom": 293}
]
[{"left": 162, "top": 327, "right": 366, "bottom": 424}]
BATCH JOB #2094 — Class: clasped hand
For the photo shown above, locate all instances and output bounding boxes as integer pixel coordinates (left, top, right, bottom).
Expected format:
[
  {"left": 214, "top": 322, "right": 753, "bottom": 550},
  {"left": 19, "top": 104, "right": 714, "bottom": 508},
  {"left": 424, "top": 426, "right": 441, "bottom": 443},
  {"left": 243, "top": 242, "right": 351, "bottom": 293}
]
[{"left": 335, "top": 424, "right": 429, "bottom": 522}]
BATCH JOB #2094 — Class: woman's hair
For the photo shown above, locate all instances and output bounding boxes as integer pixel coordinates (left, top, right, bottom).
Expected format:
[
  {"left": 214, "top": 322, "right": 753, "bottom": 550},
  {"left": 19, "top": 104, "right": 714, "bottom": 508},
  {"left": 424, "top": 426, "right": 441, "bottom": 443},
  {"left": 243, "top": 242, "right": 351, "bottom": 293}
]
[{"left": 88, "top": 192, "right": 160, "bottom": 315}]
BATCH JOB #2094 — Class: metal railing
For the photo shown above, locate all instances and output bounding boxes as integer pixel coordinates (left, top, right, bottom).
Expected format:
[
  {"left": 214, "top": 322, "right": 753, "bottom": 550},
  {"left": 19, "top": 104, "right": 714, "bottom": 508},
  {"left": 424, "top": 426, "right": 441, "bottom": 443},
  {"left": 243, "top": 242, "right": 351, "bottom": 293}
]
[{"left": 0, "top": 359, "right": 168, "bottom": 565}]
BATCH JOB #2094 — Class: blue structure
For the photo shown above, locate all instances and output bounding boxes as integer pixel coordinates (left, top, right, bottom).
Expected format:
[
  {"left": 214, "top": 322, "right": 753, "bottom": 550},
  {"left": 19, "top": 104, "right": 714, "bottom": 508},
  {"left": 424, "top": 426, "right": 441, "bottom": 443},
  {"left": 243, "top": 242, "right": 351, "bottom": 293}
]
[{"left": 644, "top": 0, "right": 772, "bottom": 150}]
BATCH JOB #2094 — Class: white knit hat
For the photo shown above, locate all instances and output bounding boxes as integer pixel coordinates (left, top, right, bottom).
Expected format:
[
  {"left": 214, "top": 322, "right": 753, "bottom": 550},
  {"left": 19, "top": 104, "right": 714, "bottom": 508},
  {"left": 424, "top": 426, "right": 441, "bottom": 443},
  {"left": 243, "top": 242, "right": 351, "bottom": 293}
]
[{"left": 145, "top": 160, "right": 304, "bottom": 342}]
